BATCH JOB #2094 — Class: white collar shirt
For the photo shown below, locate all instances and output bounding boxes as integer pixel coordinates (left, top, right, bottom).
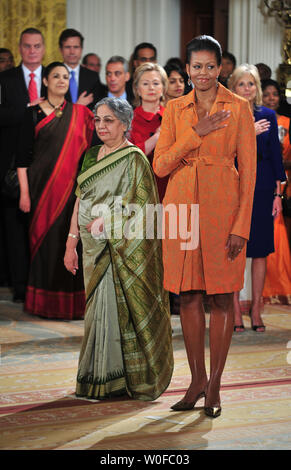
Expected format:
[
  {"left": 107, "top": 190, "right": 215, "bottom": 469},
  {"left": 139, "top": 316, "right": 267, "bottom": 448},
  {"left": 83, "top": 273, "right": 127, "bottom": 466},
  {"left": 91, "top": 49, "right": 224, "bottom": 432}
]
[
  {"left": 22, "top": 64, "right": 42, "bottom": 97},
  {"left": 65, "top": 64, "right": 80, "bottom": 88},
  {"left": 108, "top": 90, "right": 128, "bottom": 101}
]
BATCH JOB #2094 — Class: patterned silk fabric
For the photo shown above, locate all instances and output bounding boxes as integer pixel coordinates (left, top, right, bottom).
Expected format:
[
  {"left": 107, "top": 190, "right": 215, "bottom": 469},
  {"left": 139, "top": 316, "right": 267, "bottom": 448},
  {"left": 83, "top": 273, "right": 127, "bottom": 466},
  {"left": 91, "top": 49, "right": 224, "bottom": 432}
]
[
  {"left": 75, "top": 145, "right": 174, "bottom": 401},
  {"left": 153, "top": 84, "right": 257, "bottom": 295}
]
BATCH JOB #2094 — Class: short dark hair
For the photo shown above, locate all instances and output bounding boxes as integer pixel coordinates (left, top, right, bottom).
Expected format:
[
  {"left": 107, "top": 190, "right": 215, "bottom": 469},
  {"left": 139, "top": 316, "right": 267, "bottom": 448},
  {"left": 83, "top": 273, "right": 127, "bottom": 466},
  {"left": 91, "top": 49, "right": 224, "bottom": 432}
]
[
  {"left": 0, "top": 48, "right": 13, "bottom": 55},
  {"left": 255, "top": 63, "right": 272, "bottom": 80},
  {"left": 133, "top": 42, "right": 157, "bottom": 60},
  {"left": 106, "top": 55, "right": 128, "bottom": 73},
  {"left": 261, "top": 78, "right": 281, "bottom": 95},
  {"left": 164, "top": 62, "right": 187, "bottom": 82},
  {"left": 59, "top": 28, "right": 84, "bottom": 48},
  {"left": 222, "top": 51, "right": 236, "bottom": 68},
  {"left": 186, "top": 35, "right": 222, "bottom": 66},
  {"left": 165, "top": 57, "right": 185, "bottom": 70},
  {"left": 19, "top": 27, "right": 44, "bottom": 44},
  {"left": 82, "top": 53, "right": 98, "bottom": 65},
  {"left": 261, "top": 78, "right": 286, "bottom": 108},
  {"left": 43, "top": 61, "right": 69, "bottom": 80}
]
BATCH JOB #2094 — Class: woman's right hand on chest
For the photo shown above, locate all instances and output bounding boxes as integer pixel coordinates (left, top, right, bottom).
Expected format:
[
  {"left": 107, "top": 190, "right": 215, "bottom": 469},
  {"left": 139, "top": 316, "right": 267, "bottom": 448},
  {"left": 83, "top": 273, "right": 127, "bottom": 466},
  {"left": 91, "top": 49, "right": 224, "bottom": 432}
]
[{"left": 194, "top": 110, "right": 231, "bottom": 137}]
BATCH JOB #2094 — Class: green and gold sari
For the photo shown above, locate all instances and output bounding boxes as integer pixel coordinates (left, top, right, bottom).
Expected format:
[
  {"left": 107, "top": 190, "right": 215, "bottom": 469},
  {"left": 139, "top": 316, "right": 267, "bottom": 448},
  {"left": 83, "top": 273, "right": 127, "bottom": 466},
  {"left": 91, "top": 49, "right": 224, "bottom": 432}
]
[{"left": 75, "top": 144, "right": 173, "bottom": 401}]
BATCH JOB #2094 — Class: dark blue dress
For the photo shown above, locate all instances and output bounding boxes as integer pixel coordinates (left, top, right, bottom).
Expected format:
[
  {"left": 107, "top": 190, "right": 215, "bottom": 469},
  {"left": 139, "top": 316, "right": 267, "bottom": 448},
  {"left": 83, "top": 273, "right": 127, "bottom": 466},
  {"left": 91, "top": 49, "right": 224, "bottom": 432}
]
[{"left": 246, "top": 106, "right": 286, "bottom": 257}]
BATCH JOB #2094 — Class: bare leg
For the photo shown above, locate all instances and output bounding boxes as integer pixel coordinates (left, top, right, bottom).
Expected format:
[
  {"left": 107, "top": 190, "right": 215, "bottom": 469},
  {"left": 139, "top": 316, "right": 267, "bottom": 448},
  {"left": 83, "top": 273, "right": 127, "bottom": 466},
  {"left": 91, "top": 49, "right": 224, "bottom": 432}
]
[
  {"left": 178, "top": 291, "right": 208, "bottom": 402},
  {"left": 233, "top": 291, "right": 244, "bottom": 331},
  {"left": 251, "top": 257, "right": 266, "bottom": 331},
  {"left": 206, "top": 293, "right": 234, "bottom": 408}
]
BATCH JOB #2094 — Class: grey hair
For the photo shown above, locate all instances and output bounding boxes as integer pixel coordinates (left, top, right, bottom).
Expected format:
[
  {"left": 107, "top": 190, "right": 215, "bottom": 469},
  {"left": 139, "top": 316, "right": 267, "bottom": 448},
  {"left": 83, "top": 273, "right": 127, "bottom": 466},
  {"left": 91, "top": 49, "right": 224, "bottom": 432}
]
[
  {"left": 94, "top": 97, "right": 133, "bottom": 132},
  {"left": 106, "top": 55, "right": 129, "bottom": 73}
]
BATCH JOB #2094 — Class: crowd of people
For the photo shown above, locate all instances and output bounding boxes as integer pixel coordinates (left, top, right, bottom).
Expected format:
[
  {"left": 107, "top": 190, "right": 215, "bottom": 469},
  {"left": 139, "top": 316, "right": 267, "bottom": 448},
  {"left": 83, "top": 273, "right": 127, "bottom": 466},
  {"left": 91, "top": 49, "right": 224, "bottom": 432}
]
[
  {"left": 0, "top": 29, "right": 189, "bottom": 308},
  {"left": 0, "top": 27, "right": 290, "bottom": 416}
]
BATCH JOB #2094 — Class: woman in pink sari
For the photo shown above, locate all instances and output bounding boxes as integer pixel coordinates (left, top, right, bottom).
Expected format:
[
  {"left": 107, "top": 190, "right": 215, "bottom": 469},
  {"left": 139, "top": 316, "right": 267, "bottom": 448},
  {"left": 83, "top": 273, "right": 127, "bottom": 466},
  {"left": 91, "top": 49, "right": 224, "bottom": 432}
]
[{"left": 17, "top": 62, "right": 94, "bottom": 319}]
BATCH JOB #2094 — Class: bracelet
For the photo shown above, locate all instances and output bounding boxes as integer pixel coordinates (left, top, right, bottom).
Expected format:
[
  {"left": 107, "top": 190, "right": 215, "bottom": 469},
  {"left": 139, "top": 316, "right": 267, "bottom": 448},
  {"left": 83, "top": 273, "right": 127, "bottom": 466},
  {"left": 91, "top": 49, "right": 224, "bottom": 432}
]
[
  {"left": 274, "top": 193, "right": 283, "bottom": 198},
  {"left": 68, "top": 232, "right": 80, "bottom": 239}
]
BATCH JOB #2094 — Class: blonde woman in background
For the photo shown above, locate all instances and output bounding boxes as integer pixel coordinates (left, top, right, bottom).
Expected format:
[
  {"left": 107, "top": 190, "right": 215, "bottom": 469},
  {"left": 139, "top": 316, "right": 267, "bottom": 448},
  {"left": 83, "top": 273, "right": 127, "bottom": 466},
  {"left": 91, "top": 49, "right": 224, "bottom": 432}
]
[{"left": 129, "top": 62, "right": 169, "bottom": 201}]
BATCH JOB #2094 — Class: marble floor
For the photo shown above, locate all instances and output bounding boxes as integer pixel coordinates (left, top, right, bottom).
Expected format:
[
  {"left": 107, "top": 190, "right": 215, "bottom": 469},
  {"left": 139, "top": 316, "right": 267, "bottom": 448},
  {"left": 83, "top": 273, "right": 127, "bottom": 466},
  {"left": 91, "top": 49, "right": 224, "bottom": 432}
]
[{"left": 0, "top": 287, "right": 290, "bottom": 451}]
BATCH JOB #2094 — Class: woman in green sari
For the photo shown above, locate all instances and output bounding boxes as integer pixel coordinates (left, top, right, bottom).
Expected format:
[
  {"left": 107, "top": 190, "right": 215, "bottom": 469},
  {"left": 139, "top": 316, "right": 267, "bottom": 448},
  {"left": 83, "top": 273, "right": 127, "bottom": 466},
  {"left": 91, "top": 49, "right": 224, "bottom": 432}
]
[{"left": 64, "top": 97, "right": 173, "bottom": 401}]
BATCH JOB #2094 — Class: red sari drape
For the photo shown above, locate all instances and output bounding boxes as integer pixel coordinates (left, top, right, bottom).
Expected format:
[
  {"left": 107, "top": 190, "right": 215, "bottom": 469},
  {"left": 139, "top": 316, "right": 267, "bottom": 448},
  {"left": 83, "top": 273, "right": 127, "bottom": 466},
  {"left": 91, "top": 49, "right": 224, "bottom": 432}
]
[{"left": 25, "top": 102, "right": 94, "bottom": 319}]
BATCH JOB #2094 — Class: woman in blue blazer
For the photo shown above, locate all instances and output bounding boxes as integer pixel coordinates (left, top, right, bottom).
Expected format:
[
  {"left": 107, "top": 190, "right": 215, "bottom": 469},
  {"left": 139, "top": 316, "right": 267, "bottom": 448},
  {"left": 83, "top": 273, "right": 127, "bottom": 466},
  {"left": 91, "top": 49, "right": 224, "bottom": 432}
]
[{"left": 229, "top": 64, "right": 286, "bottom": 332}]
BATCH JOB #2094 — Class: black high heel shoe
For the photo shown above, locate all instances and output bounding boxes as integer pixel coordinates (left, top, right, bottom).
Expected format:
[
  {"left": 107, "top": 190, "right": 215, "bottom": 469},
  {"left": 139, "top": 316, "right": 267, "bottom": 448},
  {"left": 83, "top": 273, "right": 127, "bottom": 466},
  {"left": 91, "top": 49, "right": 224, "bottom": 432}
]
[
  {"left": 234, "top": 324, "right": 245, "bottom": 333},
  {"left": 249, "top": 310, "right": 265, "bottom": 332},
  {"left": 204, "top": 405, "right": 222, "bottom": 418},
  {"left": 204, "top": 386, "right": 221, "bottom": 418},
  {"left": 251, "top": 323, "right": 266, "bottom": 332},
  {"left": 171, "top": 390, "right": 206, "bottom": 411}
]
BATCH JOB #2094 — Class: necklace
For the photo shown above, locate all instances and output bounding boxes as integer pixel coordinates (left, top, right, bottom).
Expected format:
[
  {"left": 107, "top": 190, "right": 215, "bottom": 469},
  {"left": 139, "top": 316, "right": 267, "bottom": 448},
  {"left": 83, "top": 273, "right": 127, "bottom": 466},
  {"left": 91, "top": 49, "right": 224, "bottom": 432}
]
[
  {"left": 98, "top": 138, "right": 128, "bottom": 160},
  {"left": 47, "top": 98, "right": 64, "bottom": 118}
]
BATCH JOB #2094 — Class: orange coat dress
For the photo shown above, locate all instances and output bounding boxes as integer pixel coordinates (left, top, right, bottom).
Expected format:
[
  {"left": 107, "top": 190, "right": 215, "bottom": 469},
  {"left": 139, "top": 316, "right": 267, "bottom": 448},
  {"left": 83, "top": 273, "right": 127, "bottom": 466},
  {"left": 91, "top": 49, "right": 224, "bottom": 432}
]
[
  {"left": 153, "top": 84, "right": 257, "bottom": 295},
  {"left": 277, "top": 114, "right": 291, "bottom": 200}
]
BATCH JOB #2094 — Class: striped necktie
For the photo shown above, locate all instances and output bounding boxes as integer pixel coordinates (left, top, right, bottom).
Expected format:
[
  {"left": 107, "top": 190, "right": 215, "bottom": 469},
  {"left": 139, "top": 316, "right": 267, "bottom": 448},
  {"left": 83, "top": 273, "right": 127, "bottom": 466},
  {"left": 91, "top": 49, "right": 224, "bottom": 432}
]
[{"left": 69, "top": 70, "right": 78, "bottom": 103}]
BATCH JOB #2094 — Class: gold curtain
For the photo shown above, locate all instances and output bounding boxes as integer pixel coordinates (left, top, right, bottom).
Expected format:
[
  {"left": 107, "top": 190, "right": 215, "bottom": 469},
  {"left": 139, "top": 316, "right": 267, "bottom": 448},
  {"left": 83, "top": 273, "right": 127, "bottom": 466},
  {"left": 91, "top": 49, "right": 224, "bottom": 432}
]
[{"left": 0, "top": 0, "right": 66, "bottom": 66}]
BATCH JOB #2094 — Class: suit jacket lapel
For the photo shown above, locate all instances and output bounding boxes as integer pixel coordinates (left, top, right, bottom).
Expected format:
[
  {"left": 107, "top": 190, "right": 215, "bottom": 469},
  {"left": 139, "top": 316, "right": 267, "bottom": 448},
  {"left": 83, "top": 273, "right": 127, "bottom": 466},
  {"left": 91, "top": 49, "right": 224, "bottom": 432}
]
[
  {"left": 16, "top": 65, "right": 30, "bottom": 101},
  {"left": 78, "top": 67, "right": 84, "bottom": 95},
  {"left": 40, "top": 66, "right": 46, "bottom": 97}
]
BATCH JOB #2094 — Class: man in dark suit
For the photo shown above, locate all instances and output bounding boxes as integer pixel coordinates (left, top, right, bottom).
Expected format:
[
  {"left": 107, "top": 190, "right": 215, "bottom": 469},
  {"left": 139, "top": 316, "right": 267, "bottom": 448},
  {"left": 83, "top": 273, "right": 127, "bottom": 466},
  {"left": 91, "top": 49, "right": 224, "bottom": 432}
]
[
  {"left": 0, "top": 27, "right": 46, "bottom": 301},
  {"left": 105, "top": 56, "right": 134, "bottom": 106},
  {"left": 59, "top": 29, "right": 106, "bottom": 110}
]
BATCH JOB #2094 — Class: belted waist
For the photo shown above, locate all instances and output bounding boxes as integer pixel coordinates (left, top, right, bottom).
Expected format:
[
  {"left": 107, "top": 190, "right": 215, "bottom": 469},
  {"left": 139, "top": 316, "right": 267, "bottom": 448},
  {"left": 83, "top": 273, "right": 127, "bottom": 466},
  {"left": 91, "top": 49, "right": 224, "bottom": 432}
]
[{"left": 181, "top": 155, "right": 234, "bottom": 167}]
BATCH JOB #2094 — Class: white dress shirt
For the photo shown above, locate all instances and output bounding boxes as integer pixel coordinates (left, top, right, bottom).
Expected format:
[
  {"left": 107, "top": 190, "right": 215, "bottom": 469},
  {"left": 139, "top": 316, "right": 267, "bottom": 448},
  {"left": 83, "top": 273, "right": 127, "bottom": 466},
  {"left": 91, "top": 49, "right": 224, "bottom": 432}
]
[
  {"left": 108, "top": 90, "right": 128, "bottom": 101},
  {"left": 65, "top": 64, "right": 80, "bottom": 89},
  {"left": 22, "top": 64, "right": 43, "bottom": 97}
]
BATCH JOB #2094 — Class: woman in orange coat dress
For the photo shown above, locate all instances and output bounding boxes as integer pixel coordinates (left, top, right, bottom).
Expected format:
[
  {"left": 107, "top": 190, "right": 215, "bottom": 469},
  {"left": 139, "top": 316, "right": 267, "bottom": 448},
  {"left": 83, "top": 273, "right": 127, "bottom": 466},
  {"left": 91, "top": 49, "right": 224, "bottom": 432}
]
[
  {"left": 261, "top": 79, "right": 291, "bottom": 304},
  {"left": 153, "top": 35, "right": 256, "bottom": 418}
]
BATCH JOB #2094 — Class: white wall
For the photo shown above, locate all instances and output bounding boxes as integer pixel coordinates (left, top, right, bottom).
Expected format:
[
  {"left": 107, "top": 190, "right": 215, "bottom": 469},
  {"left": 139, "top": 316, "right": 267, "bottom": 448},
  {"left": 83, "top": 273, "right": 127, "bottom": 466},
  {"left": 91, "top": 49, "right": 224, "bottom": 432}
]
[
  {"left": 66, "top": 0, "right": 181, "bottom": 82},
  {"left": 228, "top": 0, "right": 283, "bottom": 78},
  {"left": 67, "top": 0, "right": 284, "bottom": 81}
]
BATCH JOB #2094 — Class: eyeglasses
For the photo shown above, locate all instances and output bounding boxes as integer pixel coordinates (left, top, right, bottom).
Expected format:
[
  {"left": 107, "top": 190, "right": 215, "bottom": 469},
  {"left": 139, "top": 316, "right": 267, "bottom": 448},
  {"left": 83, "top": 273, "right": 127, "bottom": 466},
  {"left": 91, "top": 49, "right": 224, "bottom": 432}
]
[
  {"left": 94, "top": 117, "right": 118, "bottom": 124},
  {"left": 138, "top": 57, "right": 156, "bottom": 63}
]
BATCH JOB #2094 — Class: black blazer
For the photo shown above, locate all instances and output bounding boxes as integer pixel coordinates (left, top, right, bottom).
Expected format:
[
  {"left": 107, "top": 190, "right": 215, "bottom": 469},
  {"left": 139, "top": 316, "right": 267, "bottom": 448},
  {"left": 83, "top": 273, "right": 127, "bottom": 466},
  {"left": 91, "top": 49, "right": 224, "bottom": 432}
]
[
  {"left": 0, "top": 65, "right": 45, "bottom": 179},
  {"left": 125, "top": 79, "right": 135, "bottom": 107},
  {"left": 65, "top": 66, "right": 107, "bottom": 109}
]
